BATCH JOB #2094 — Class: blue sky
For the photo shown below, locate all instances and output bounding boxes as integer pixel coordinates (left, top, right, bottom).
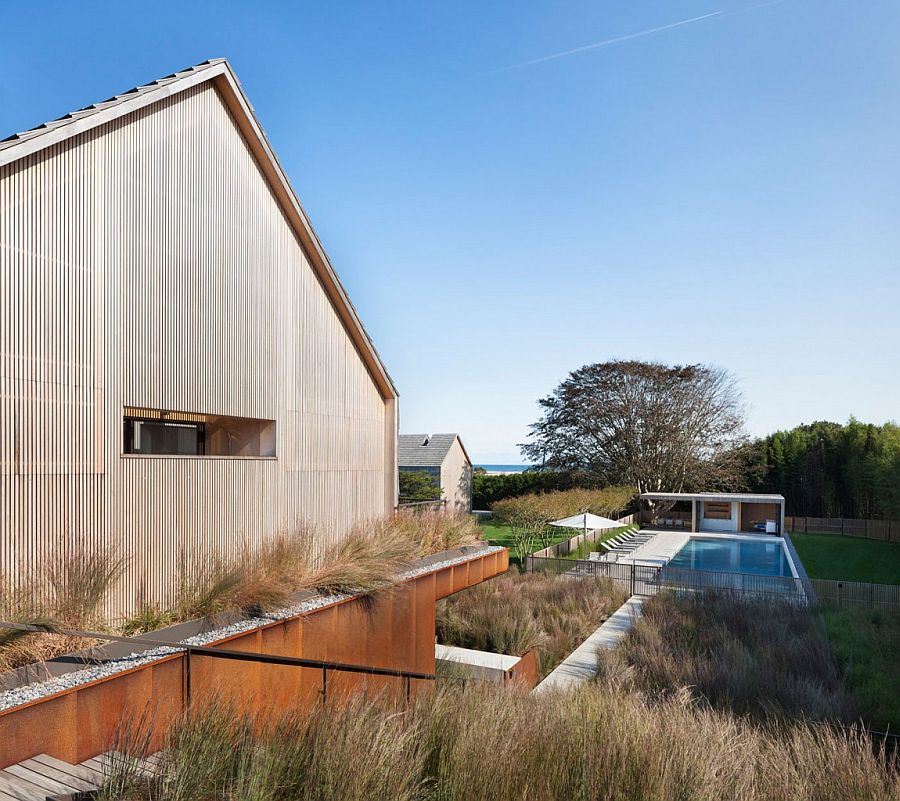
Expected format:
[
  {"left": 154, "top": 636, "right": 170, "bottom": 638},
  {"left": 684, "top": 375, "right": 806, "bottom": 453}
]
[{"left": 3, "top": 1, "right": 899, "bottom": 463}]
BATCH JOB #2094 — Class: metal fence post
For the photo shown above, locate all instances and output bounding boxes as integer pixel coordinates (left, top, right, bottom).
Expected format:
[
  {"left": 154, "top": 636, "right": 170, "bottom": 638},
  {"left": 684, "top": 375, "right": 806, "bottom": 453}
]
[
  {"left": 184, "top": 646, "right": 192, "bottom": 712},
  {"left": 630, "top": 563, "right": 635, "bottom": 597},
  {"left": 321, "top": 667, "right": 327, "bottom": 703}
]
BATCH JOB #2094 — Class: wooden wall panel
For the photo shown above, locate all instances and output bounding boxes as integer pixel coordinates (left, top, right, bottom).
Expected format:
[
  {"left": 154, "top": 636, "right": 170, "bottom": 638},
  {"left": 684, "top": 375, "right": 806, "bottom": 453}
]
[
  {"left": 440, "top": 437, "right": 473, "bottom": 513},
  {"left": 0, "top": 83, "right": 395, "bottom": 616}
]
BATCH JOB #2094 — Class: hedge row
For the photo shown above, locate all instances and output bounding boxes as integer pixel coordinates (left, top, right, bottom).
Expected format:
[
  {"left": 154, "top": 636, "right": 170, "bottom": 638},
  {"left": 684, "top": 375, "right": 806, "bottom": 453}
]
[
  {"left": 490, "top": 486, "right": 636, "bottom": 528},
  {"left": 472, "top": 471, "right": 596, "bottom": 509}
]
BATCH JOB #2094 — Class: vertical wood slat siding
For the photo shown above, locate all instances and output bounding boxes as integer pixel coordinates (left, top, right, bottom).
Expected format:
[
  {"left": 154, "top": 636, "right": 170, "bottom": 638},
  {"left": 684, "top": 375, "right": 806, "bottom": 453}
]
[
  {"left": 440, "top": 439, "right": 473, "bottom": 513},
  {"left": 0, "top": 83, "right": 391, "bottom": 617}
]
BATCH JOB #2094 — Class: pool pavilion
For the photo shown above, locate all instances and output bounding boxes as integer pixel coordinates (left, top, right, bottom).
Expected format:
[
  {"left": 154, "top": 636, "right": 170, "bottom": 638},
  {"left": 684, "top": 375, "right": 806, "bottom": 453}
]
[{"left": 638, "top": 492, "right": 786, "bottom": 536}]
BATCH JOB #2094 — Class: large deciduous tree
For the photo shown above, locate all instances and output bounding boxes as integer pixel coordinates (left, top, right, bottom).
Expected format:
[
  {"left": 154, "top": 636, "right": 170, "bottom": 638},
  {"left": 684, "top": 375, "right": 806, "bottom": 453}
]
[{"left": 521, "top": 360, "right": 749, "bottom": 493}]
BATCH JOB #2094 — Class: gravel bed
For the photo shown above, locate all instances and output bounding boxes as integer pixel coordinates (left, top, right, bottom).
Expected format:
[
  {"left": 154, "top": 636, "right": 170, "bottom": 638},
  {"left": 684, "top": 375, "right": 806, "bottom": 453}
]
[{"left": 0, "top": 545, "right": 502, "bottom": 712}]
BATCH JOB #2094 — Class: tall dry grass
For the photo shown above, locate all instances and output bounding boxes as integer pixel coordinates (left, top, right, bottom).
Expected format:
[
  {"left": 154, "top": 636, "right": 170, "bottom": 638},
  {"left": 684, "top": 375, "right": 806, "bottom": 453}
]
[
  {"left": 166, "top": 510, "right": 484, "bottom": 621},
  {"left": 437, "top": 571, "right": 626, "bottom": 677},
  {"left": 99, "top": 683, "right": 900, "bottom": 801},
  {"left": 1, "top": 511, "right": 483, "bottom": 671},
  {"left": 0, "top": 545, "right": 126, "bottom": 671},
  {"left": 598, "top": 590, "right": 860, "bottom": 724}
]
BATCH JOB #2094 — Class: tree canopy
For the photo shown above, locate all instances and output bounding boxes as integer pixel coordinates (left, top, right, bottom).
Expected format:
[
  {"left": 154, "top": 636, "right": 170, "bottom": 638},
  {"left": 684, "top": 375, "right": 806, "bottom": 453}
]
[
  {"left": 749, "top": 419, "right": 900, "bottom": 519},
  {"left": 520, "top": 360, "right": 749, "bottom": 494},
  {"left": 398, "top": 471, "right": 442, "bottom": 503}
]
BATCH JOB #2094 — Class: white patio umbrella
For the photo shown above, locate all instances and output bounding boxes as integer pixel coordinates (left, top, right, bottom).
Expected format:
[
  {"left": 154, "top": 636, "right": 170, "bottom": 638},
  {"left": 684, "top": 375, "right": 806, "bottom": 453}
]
[{"left": 548, "top": 513, "right": 625, "bottom": 545}]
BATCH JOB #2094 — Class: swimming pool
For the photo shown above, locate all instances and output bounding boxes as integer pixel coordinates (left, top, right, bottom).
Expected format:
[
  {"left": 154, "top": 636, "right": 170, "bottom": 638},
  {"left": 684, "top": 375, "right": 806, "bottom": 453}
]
[{"left": 667, "top": 537, "right": 794, "bottom": 577}]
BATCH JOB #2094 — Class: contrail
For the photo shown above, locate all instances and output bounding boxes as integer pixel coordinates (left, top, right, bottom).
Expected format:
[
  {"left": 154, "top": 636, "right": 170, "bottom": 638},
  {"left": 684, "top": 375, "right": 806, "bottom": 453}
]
[{"left": 500, "top": 11, "right": 723, "bottom": 71}]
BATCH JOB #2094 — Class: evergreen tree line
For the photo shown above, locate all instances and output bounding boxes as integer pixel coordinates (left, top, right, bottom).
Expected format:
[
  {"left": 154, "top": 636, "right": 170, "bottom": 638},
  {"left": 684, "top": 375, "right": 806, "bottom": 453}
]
[{"left": 748, "top": 420, "right": 900, "bottom": 519}]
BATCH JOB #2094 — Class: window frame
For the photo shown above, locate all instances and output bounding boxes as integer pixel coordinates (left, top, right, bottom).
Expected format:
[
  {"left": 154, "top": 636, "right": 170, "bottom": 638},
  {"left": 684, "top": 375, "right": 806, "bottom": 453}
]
[{"left": 123, "top": 415, "right": 207, "bottom": 457}]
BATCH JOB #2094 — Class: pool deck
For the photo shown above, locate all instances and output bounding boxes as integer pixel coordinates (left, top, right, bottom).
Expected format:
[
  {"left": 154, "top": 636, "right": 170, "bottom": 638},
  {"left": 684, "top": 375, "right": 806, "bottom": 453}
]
[
  {"left": 616, "top": 530, "right": 689, "bottom": 567},
  {"left": 615, "top": 529, "right": 791, "bottom": 568}
]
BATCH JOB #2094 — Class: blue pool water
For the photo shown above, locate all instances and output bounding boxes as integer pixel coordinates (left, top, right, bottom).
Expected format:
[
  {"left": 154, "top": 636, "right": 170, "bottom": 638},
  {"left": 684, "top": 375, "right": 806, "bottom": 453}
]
[{"left": 668, "top": 538, "right": 793, "bottom": 577}]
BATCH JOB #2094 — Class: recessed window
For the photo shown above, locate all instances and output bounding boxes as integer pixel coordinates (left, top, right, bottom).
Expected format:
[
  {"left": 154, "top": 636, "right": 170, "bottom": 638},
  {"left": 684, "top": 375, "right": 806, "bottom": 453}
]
[
  {"left": 124, "top": 417, "right": 205, "bottom": 455},
  {"left": 123, "top": 408, "right": 276, "bottom": 457}
]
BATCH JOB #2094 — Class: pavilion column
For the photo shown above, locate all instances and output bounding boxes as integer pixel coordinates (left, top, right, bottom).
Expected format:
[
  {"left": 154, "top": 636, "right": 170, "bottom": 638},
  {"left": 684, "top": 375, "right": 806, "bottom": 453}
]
[{"left": 691, "top": 500, "right": 697, "bottom": 532}]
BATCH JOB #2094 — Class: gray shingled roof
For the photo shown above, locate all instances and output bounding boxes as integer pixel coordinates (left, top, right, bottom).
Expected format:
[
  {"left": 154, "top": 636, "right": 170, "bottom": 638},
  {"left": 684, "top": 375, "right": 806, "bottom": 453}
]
[
  {"left": 398, "top": 434, "right": 459, "bottom": 468},
  {"left": 0, "top": 59, "right": 227, "bottom": 156}
]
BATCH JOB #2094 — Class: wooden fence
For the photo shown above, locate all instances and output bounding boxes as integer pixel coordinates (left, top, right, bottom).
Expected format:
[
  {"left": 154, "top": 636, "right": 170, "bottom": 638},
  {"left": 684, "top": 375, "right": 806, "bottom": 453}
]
[
  {"left": 785, "top": 516, "right": 899, "bottom": 542},
  {"left": 530, "top": 514, "right": 636, "bottom": 560}
]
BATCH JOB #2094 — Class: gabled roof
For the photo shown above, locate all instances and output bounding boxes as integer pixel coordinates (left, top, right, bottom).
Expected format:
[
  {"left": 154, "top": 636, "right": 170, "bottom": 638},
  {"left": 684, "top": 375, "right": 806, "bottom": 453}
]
[
  {"left": 0, "top": 59, "right": 397, "bottom": 400},
  {"left": 398, "top": 434, "right": 470, "bottom": 468}
]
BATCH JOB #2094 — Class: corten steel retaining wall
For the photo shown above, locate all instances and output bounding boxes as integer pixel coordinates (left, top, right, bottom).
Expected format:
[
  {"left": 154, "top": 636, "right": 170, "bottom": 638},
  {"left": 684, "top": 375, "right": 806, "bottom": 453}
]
[
  {"left": 508, "top": 647, "right": 538, "bottom": 690},
  {"left": 0, "top": 547, "right": 508, "bottom": 768}
]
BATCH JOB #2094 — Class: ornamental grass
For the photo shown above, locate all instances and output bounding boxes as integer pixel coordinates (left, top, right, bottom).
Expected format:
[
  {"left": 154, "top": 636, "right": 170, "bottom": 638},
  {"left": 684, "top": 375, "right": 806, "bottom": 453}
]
[
  {"left": 98, "top": 683, "right": 899, "bottom": 801},
  {"left": 437, "top": 571, "right": 626, "bottom": 678}
]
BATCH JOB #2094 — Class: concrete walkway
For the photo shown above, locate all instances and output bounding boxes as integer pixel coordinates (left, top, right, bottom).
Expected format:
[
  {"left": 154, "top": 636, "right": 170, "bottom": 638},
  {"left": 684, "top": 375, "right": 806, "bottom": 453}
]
[{"left": 532, "top": 595, "right": 643, "bottom": 693}]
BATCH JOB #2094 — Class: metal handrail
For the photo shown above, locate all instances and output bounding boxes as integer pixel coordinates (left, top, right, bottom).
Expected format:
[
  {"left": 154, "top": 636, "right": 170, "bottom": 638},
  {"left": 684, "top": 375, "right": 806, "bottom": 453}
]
[{"left": 0, "top": 621, "right": 434, "bottom": 704}]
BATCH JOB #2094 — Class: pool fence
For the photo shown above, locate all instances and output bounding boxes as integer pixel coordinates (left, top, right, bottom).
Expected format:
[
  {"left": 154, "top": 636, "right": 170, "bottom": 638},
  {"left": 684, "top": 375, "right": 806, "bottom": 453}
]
[{"left": 526, "top": 555, "right": 900, "bottom": 612}]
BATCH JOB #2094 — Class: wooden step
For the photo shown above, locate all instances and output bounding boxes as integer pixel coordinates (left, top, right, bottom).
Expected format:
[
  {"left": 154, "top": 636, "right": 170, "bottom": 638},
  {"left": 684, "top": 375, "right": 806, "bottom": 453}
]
[
  {"left": 80, "top": 751, "right": 161, "bottom": 779},
  {"left": 0, "top": 749, "right": 163, "bottom": 801},
  {"left": 0, "top": 750, "right": 107, "bottom": 801},
  {"left": 16, "top": 758, "right": 97, "bottom": 793}
]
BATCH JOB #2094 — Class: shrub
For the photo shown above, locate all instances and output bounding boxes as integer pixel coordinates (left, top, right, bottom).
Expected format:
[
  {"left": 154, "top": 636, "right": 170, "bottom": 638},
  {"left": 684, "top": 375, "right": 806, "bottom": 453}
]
[
  {"left": 473, "top": 470, "right": 591, "bottom": 509},
  {"left": 491, "top": 486, "right": 635, "bottom": 527},
  {"left": 121, "top": 606, "right": 175, "bottom": 636},
  {"left": 398, "top": 471, "right": 442, "bottom": 502}
]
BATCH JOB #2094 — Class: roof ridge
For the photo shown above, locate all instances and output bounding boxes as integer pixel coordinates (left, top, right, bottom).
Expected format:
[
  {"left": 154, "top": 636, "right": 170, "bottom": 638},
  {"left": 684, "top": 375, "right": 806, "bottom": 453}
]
[{"left": 0, "top": 58, "right": 228, "bottom": 150}]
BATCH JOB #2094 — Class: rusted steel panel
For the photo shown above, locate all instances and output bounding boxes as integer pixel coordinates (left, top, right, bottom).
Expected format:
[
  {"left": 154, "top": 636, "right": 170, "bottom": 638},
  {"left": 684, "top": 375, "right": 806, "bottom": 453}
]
[
  {"left": 508, "top": 648, "right": 539, "bottom": 690},
  {"left": 0, "top": 549, "right": 507, "bottom": 768}
]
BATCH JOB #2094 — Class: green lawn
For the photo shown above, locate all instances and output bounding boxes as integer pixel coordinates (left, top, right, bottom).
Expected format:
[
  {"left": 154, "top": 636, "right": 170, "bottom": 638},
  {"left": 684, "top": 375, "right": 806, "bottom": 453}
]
[
  {"left": 480, "top": 522, "right": 636, "bottom": 564},
  {"left": 480, "top": 522, "right": 570, "bottom": 564},
  {"left": 787, "top": 532, "right": 900, "bottom": 731},
  {"left": 790, "top": 532, "right": 900, "bottom": 584},
  {"left": 820, "top": 606, "right": 900, "bottom": 732},
  {"left": 563, "top": 526, "right": 635, "bottom": 560}
]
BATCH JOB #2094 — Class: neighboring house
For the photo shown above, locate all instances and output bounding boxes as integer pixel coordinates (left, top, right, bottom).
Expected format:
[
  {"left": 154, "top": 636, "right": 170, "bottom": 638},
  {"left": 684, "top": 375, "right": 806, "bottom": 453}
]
[
  {"left": 0, "top": 60, "right": 400, "bottom": 614},
  {"left": 399, "top": 434, "right": 473, "bottom": 512}
]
